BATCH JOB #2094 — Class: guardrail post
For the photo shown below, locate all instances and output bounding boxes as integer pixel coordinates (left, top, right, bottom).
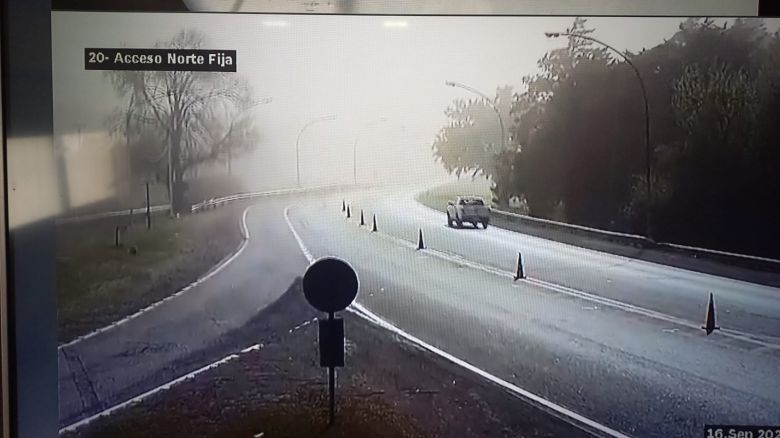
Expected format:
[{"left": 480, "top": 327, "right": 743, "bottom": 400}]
[
  {"left": 417, "top": 229, "right": 425, "bottom": 250},
  {"left": 360, "top": 210, "right": 365, "bottom": 226},
  {"left": 115, "top": 226, "right": 123, "bottom": 248},
  {"left": 145, "top": 182, "right": 152, "bottom": 230},
  {"left": 342, "top": 200, "right": 346, "bottom": 212},
  {"left": 371, "top": 214, "right": 377, "bottom": 232},
  {"left": 346, "top": 205, "right": 351, "bottom": 219}
]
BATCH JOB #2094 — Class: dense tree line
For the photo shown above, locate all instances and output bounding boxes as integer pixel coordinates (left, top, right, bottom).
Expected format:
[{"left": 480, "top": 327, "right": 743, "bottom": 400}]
[{"left": 433, "top": 18, "right": 780, "bottom": 257}]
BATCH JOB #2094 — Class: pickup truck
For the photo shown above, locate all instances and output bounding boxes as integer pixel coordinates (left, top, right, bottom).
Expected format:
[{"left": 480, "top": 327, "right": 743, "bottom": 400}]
[{"left": 446, "top": 196, "right": 490, "bottom": 229}]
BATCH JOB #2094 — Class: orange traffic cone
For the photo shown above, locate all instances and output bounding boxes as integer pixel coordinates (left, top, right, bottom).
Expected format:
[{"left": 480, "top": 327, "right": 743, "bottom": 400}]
[{"left": 360, "top": 210, "right": 365, "bottom": 226}]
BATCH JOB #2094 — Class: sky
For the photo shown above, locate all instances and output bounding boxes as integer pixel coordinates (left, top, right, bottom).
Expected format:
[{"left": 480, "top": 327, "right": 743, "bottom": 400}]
[{"left": 50, "top": 13, "right": 776, "bottom": 190}]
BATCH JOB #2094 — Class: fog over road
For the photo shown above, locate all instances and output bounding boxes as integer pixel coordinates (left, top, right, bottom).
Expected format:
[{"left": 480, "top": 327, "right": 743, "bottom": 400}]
[
  {"left": 59, "top": 186, "right": 780, "bottom": 438},
  {"left": 350, "top": 191, "right": 780, "bottom": 340},
  {"left": 58, "top": 193, "right": 312, "bottom": 428}
]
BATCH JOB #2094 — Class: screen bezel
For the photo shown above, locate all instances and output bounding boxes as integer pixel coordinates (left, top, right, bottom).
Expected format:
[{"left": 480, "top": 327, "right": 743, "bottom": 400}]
[{"left": 2, "top": 1, "right": 772, "bottom": 436}]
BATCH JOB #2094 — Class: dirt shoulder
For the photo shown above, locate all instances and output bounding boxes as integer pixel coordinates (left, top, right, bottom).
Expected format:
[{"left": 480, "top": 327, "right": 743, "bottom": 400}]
[
  {"left": 64, "top": 283, "right": 588, "bottom": 438},
  {"left": 57, "top": 202, "right": 247, "bottom": 344}
]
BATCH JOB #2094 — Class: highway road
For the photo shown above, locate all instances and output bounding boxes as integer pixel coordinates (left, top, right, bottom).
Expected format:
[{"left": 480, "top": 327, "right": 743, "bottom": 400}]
[
  {"left": 350, "top": 192, "right": 780, "bottom": 340},
  {"left": 58, "top": 193, "right": 312, "bottom": 428},
  {"left": 59, "top": 186, "right": 780, "bottom": 437}
]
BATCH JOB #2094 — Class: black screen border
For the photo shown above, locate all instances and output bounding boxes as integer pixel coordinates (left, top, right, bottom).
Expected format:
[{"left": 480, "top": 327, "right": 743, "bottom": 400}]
[{"left": 3, "top": 1, "right": 778, "bottom": 436}]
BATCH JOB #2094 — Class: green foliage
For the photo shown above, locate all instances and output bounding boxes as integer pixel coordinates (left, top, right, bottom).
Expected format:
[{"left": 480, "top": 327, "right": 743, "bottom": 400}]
[
  {"left": 672, "top": 63, "right": 757, "bottom": 144},
  {"left": 432, "top": 86, "right": 515, "bottom": 203},
  {"left": 432, "top": 17, "right": 780, "bottom": 257},
  {"left": 432, "top": 97, "right": 503, "bottom": 179}
]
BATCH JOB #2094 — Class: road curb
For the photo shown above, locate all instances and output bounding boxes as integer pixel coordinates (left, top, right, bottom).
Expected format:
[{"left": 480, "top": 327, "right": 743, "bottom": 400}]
[{"left": 58, "top": 205, "right": 254, "bottom": 351}]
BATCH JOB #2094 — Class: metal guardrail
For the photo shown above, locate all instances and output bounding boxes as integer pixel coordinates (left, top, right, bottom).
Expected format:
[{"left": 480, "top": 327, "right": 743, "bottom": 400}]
[
  {"left": 63, "top": 186, "right": 779, "bottom": 272},
  {"left": 58, "top": 185, "right": 351, "bottom": 224},
  {"left": 491, "top": 208, "right": 780, "bottom": 272},
  {"left": 493, "top": 209, "right": 645, "bottom": 241},
  {"left": 655, "top": 242, "right": 780, "bottom": 270},
  {"left": 57, "top": 204, "right": 170, "bottom": 224},
  {"left": 190, "top": 184, "right": 352, "bottom": 213}
]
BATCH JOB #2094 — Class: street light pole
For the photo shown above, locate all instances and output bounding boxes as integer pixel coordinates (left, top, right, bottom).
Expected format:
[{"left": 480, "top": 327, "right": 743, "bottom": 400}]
[
  {"left": 444, "top": 81, "right": 506, "bottom": 152},
  {"left": 353, "top": 117, "right": 387, "bottom": 185},
  {"left": 166, "top": 90, "right": 176, "bottom": 216},
  {"left": 296, "top": 115, "right": 337, "bottom": 187},
  {"left": 353, "top": 136, "right": 358, "bottom": 185},
  {"left": 545, "top": 32, "right": 653, "bottom": 239}
]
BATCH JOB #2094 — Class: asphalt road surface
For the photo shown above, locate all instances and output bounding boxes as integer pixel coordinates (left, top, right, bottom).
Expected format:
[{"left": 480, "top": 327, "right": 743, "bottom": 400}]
[
  {"left": 59, "top": 186, "right": 780, "bottom": 437},
  {"left": 58, "top": 193, "right": 312, "bottom": 427}
]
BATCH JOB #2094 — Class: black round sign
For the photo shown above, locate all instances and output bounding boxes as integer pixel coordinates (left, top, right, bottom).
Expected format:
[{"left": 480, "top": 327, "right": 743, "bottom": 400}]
[{"left": 302, "top": 257, "right": 359, "bottom": 313}]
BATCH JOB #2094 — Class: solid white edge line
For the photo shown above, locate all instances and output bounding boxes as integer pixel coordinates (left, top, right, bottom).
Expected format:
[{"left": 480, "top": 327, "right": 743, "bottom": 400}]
[
  {"left": 283, "top": 206, "right": 314, "bottom": 263},
  {"left": 348, "top": 208, "right": 779, "bottom": 348},
  {"left": 59, "top": 352, "right": 242, "bottom": 434},
  {"left": 61, "top": 184, "right": 346, "bottom": 348},
  {"left": 61, "top": 317, "right": 327, "bottom": 434},
  {"left": 414, "top": 186, "right": 780, "bottom": 267},
  {"left": 58, "top": 205, "right": 254, "bottom": 351},
  {"left": 240, "top": 343, "right": 262, "bottom": 354},
  {"left": 348, "top": 302, "right": 630, "bottom": 438},
  {"left": 283, "top": 204, "right": 631, "bottom": 438},
  {"left": 241, "top": 206, "right": 251, "bottom": 239},
  {"left": 413, "top": 197, "right": 780, "bottom": 291},
  {"left": 422, "top": 239, "right": 779, "bottom": 347}
]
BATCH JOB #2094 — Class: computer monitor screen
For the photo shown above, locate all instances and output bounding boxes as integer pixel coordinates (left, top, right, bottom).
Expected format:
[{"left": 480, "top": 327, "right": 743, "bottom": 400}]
[{"left": 48, "top": 11, "right": 780, "bottom": 438}]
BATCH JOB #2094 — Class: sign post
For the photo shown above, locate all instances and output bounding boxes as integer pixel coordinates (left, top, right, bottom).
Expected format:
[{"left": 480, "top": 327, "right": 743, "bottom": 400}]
[{"left": 302, "top": 257, "right": 359, "bottom": 426}]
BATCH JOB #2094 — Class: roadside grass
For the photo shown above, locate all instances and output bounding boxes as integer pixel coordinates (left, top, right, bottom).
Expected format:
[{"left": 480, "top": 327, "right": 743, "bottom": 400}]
[
  {"left": 415, "top": 179, "right": 493, "bottom": 213},
  {"left": 64, "top": 285, "right": 587, "bottom": 438},
  {"left": 67, "top": 376, "right": 427, "bottom": 438},
  {"left": 57, "top": 204, "right": 244, "bottom": 343}
]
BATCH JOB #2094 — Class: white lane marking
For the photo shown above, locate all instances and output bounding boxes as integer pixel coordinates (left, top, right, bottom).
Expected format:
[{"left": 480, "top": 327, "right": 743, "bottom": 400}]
[
  {"left": 240, "top": 343, "right": 262, "bottom": 354},
  {"left": 289, "top": 317, "right": 317, "bottom": 334},
  {"left": 59, "top": 352, "right": 241, "bottom": 434},
  {"left": 59, "top": 206, "right": 254, "bottom": 350},
  {"left": 283, "top": 205, "right": 630, "bottom": 438},
  {"left": 283, "top": 206, "right": 314, "bottom": 263},
  {"left": 241, "top": 206, "right": 251, "bottom": 239},
  {"left": 354, "top": 218, "right": 780, "bottom": 349},
  {"left": 411, "top": 196, "right": 780, "bottom": 292},
  {"left": 525, "top": 277, "right": 780, "bottom": 349},
  {"left": 60, "top": 314, "right": 320, "bottom": 433},
  {"left": 348, "top": 302, "right": 629, "bottom": 438}
]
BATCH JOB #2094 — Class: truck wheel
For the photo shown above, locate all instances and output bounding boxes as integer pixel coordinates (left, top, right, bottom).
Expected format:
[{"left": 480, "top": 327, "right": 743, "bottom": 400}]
[
  {"left": 482, "top": 221, "right": 489, "bottom": 229},
  {"left": 456, "top": 217, "right": 463, "bottom": 228},
  {"left": 446, "top": 213, "right": 453, "bottom": 227}
]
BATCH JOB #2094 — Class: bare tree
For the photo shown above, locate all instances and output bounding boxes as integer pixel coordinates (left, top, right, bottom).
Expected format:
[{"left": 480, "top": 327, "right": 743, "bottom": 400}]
[{"left": 107, "top": 29, "right": 260, "bottom": 213}]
